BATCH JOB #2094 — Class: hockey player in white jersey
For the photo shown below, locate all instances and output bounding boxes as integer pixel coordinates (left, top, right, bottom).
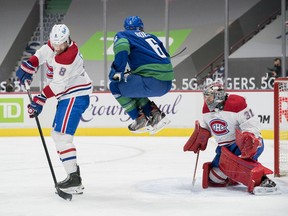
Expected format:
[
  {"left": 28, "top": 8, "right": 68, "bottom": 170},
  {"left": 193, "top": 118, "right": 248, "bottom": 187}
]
[
  {"left": 16, "top": 24, "right": 93, "bottom": 194},
  {"left": 183, "top": 81, "right": 278, "bottom": 195}
]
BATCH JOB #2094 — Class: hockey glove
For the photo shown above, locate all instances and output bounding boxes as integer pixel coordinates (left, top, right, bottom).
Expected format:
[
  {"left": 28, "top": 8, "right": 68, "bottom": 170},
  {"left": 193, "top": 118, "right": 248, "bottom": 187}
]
[
  {"left": 235, "top": 130, "right": 261, "bottom": 159},
  {"left": 109, "top": 64, "right": 124, "bottom": 82},
  {"left": 27, "top": 94, "right": 47, "bottom": 118},
  {"left": 16, "top": 61, "right": 36, "bottom": 84}
]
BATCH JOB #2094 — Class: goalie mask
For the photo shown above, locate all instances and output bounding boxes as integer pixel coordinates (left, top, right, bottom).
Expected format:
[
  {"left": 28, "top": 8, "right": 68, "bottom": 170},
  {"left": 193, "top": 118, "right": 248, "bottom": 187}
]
[
  {"left": 203, "top": 82, "right": 227, "bottom": 111},
  {"left": 124, "top": 16, "right": 144, "bottom": 30}
]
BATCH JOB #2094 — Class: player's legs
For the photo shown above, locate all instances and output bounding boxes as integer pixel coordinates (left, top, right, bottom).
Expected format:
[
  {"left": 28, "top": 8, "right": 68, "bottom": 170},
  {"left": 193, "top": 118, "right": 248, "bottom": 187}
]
[
  {"left": 205, "top": 142, "right": 273, "bottom": 192},
  {"left": 211, "top": 141, "right": 264, "bottom": 168},
  {"left": 109, "top": 75, "right": 171, "bottom": 133},
  {"left": 53, "top": 95, "right": 90, "bottom": 135},
  {"left": 207, "top": 144, "right": 249, "bottom": 186},
  {"left": 51, "top": 95, "right": 89, "bottom": 194},
  {"left": 211, "top": 144, "right": 241, "bottom": 168},
  {"left": 110, "top": 74, "right": 172, "bottom": 98},
  {"left": 219, "top": 147, "right": 277, "bottom": 194},
  {"left": 109, "top": 75, "right": 171, "bottom": 115}
]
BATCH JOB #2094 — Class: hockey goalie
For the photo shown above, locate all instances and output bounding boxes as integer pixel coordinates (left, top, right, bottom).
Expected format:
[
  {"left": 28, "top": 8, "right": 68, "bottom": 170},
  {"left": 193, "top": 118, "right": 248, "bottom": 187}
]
[{"left": 183, "top": 81, "right": 279, "bottom": 195}]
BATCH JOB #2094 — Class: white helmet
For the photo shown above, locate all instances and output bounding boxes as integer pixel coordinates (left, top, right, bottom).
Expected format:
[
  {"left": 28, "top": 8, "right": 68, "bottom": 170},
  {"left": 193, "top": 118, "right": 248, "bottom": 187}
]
[{"left": 50, "top": 24, "right": 70, "bottom": 45}]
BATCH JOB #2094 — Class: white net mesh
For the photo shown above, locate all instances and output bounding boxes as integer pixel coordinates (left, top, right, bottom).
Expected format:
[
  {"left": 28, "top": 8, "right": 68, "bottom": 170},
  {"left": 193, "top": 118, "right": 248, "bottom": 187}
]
[{"left": 277, "top": 80, "right": 288, "bottom": 176}]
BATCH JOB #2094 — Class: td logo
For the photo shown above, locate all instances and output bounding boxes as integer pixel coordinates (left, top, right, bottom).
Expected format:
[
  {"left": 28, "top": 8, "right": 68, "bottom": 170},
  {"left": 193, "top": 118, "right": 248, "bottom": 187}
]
[{"left": 0, "top": 98, "right": 24, "bottom": 123}]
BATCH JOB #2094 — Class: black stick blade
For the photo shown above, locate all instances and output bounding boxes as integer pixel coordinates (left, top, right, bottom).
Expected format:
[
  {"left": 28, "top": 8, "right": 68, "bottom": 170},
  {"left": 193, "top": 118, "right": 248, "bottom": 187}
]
[{"left": 56, "top": 187, "right": 72, "bottom": 201}]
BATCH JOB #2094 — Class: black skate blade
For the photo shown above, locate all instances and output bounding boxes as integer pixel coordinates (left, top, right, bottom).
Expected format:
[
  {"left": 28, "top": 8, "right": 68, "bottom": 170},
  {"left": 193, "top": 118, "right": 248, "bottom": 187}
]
[{"left": 55, "top": 187, "right": 73, "bottom": 201}]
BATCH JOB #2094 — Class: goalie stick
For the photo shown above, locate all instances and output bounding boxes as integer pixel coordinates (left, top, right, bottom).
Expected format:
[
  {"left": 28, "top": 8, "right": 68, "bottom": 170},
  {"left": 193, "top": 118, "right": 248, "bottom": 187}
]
[
  {"left": 25, "top": 81, "right": 72, "bottom": 201},
  {"left": 192, "top": 151, "right": 200, "bottom": 188}
]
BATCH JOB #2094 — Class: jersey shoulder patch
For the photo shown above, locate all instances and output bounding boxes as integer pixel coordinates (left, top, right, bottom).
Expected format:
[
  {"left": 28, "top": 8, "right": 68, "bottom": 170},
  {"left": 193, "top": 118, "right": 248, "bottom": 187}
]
[
  {"left": 224, "top": 94, "right": 247, "bottom": 112},
  {"left": 55, "top": 42, "right": 78, "bottom": 65}
]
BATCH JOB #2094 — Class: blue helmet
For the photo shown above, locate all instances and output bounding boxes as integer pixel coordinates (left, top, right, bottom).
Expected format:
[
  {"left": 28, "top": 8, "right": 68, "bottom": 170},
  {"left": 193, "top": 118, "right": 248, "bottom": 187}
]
[{"left": 123, "top": 16, "right": 144, "bottom": 30}]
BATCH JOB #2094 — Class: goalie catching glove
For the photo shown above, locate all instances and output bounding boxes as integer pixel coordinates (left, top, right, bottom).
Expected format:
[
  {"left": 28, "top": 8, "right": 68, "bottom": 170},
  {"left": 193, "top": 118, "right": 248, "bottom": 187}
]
[
  {"left": 183, "top": 120, "right": 211, "bottom": 153},
  {"left": 27, "top": 94, "right": 47, "bottom": 118},
  {"left": 235, "top": 130, "right": 262, "bottom": 159}
]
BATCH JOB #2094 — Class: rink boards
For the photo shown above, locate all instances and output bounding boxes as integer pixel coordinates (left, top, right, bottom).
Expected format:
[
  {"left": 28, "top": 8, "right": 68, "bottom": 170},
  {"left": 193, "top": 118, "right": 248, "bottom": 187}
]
[{"left": 0, "top": 90, "right": 275, "bottom": 138}]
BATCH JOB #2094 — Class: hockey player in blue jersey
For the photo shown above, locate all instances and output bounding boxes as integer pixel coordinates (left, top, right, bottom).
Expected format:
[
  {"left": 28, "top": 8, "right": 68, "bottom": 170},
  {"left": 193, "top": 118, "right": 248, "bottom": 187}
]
[{"left": 109, "top": 16, "right": 174, "bottom": 134}]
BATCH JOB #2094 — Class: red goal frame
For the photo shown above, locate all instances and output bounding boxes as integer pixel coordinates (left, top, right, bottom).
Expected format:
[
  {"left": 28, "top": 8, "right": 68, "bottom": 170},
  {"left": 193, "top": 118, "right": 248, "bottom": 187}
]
[{"left": 274, "top": 78, "right": 288, "bottom": 177}]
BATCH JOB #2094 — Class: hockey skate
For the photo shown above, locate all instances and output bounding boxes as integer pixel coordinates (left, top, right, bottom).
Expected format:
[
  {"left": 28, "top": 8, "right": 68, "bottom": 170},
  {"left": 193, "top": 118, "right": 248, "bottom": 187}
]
[
  {"left": 57, "top": 166, "right": 84, "bottom": 195},
  {"left": 149, "top": 102, "right": 171, "bottom": 135},
  {"left": 128, "top": 111, "right": 153, "bottom": 133},
  {"left": 252, "top": 176, "right": 280, "bottom": 195}
]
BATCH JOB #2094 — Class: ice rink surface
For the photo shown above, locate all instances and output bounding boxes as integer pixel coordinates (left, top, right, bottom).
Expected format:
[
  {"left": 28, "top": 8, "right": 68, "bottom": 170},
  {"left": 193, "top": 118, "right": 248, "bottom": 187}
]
[{"left": 0, "top": 136, "right": 287, "bottom": 216}]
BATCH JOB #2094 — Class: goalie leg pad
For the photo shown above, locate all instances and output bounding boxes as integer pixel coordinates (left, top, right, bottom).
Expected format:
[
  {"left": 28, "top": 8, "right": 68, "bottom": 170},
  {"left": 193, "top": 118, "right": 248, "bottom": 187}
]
[
  {"left": 202, "top": 162, "right": 211, "bottom": 189},
  {"left": 219, "top": 147, "right": 273, "bottom": 192},
  {"left": 184, "top": 120, "right": 211, "bottom": 153},
  {"left": 202, "top": 162, "right": 228, "bottom": 188}
]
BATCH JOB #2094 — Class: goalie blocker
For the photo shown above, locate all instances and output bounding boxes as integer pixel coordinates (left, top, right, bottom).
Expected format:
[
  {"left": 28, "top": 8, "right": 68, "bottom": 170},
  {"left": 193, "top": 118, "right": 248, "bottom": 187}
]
[{"left": 183, "top": 120, "right": 211, "bottom": 153}]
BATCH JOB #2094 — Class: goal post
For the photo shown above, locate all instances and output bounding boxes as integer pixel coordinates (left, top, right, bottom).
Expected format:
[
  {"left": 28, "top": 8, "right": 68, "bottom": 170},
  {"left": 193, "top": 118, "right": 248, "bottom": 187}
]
[{"left": 274, "top": 78, "right": 288, "bottom": 177}]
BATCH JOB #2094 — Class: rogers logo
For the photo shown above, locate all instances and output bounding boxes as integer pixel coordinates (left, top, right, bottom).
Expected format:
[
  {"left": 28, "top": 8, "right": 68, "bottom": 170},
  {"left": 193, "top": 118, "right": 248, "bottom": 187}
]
[{"left": 210, "top": 119, "right": 229, "bottom": 135}]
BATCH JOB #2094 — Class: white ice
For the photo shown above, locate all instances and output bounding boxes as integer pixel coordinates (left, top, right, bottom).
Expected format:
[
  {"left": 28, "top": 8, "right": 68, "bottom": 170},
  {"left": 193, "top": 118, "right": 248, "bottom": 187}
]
[{"left": 0, "top": 136, "right": 287, "bottom": 216}]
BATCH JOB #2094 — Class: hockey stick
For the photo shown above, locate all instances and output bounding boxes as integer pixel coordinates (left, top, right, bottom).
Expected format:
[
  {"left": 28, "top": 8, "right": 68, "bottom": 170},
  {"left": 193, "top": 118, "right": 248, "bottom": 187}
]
[
  {"left": 24, "top": 81, "right": 72, "bottom": 201},
  {"left": 171, "top": 47, "right": 187, "bottom": 58},
  {"left": 192, "top": 151, "right": 200, "bottom": 188}
]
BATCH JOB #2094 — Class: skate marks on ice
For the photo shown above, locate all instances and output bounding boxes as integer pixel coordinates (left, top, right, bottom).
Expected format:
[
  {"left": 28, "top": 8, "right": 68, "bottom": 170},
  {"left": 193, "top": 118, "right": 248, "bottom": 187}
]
[
  {"left": 135, "top": 176, "right": 288, "bottom": 197},
  {"left": 78, "top": 142, "right": 146, "bottom": 165},
  {"left": 1, "top": 137, "right": 288, "bottom": 216},
  {"left": 135, "top": 177, "right": 248, "bottom": 197}
]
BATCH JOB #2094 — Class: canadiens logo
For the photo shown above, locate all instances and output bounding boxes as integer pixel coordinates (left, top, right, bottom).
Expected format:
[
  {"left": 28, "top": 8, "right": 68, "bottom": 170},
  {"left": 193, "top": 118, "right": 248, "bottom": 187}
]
[{"left": 209, "top": 119, "right": 229, "bottom": 135}]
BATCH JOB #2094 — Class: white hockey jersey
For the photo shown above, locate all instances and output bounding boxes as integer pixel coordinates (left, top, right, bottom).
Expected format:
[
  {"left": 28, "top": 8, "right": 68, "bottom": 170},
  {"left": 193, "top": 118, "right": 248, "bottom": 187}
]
[
  {"left": 31, "top": 40, "right": 92, "bottom": 100},
  {"left": 200, "top": 94, "right": 262, "bottom": 146}
]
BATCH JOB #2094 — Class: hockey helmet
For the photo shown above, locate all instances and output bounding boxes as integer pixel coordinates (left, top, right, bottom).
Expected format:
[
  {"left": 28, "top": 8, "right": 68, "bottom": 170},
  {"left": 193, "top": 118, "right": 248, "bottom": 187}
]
[
  {"left": 124, "top": 16, "right": 144, "bottom": 30},
  {"left": 203, "top": 81, "right": 226, "bottom": 111},
  {"left": 50, "top": 24, "right": 70, "bottom": 45}
]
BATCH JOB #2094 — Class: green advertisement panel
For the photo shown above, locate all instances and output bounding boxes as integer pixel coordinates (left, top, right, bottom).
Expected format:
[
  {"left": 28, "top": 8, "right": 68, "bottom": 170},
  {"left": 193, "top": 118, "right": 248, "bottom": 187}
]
[
  {"left": 0, "top": 98, "right": 24, "bottom": 123},
  {"left": 80, "top": 29, "right": 191, "bottom": 61}
]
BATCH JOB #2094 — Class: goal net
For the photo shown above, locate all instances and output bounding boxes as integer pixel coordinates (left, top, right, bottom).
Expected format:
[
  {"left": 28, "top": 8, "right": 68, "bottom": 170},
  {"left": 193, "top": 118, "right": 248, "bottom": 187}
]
[{"left": 274, "top": 78, "right": 288, "bottom": 177}]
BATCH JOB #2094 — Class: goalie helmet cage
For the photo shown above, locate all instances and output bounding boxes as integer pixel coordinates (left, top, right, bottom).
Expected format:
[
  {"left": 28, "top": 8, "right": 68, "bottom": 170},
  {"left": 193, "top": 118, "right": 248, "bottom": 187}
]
[{"left": 274, "top": 78, "right": 288, "bottom": 177}]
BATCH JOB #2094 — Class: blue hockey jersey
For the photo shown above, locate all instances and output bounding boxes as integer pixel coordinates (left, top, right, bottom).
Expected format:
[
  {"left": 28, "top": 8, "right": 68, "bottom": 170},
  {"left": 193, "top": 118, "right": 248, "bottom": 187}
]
[{"left": 112, "top": 30, "right": 174, "bottom": 81}]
